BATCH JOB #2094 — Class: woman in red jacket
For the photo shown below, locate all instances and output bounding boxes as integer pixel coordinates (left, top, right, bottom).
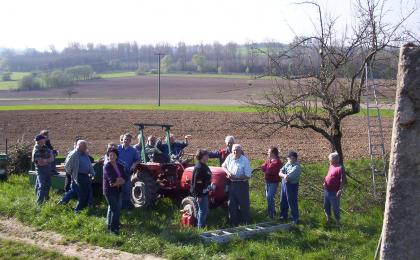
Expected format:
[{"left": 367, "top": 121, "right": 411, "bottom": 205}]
[{"left": 261, "top": 147, "right": 283, "bottom": 219}]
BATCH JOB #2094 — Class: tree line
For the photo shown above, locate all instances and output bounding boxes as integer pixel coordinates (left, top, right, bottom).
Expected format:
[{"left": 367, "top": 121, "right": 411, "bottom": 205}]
[
  {"left": 16, "top": 65, "right": 95, "bottom": 90},
  {"left": 0, "top": 41, "right": 398, "bottom": 79}
]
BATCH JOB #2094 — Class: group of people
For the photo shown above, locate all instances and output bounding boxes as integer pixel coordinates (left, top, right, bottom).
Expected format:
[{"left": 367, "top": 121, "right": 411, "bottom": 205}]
[
  {"left": 32, "top": 130, "right": 346, "bottom": 235},
  {"left": 190, "top": 136, "right": 346, "bottom": 228},
  {"left": 32, "top": 131, "right": 191, "bottom": 234}
]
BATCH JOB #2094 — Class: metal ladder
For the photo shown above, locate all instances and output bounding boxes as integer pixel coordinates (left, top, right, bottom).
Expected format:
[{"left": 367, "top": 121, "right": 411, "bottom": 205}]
[
  {"left": 365, "top": 65, "right": 388, "bottom": 196},
  {"left": 200, "top": 222, "right": 291, "bottom": 243}
]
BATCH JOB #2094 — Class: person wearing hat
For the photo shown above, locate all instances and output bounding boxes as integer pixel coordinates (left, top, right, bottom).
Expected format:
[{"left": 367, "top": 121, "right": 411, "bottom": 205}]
[
  {"left": 279, "top": 151, "right": 302, "bottom": 224},
  {"left": 32, "top": 134, "right": 54, "bottom": 204},
  {"left": 40, "top": 130, "right": 59, "bottom": 175}
]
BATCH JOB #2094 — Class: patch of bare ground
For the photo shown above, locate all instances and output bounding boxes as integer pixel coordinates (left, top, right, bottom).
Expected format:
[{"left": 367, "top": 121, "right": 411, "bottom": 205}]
[{"left": 0, "top": 218, "right": 164, "bottom": 260}]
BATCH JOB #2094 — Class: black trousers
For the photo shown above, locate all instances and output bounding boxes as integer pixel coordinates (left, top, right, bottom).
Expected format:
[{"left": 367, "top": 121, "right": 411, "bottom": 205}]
[{"left": 228, "top": 181, "right": 250, "bottom": 226}]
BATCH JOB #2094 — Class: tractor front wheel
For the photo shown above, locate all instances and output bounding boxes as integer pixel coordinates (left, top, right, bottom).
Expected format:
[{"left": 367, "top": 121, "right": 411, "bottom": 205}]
[
  {"left": 181, "top": 196, "right": 199, "bottom": 223},
  {"left": 131, "top": 171, "right": 157, "bottom": 208}
]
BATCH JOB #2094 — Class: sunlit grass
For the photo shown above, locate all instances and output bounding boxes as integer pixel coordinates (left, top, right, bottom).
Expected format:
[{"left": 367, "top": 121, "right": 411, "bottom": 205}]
[
  {"left": 0, "top": 238, "right": 77, "bottom": 260},
  {"left": 0, "top": 103, "right": 394, "bottom": 118},
  {"left": 0, "top": 159, "right": 384, "bottom": 259}
]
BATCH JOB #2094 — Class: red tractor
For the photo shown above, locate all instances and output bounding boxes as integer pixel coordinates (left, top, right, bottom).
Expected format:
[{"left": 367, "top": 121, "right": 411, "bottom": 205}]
[{"left": 130, "top": 123, "right": 228, "bottom": 225}]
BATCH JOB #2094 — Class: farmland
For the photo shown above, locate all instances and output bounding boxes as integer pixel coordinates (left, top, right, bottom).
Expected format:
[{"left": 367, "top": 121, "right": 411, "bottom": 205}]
[
  {"left": 0, "top": 74, "right": 273, "bottom": 101},
  {"left": 0, "top": 73, "right": 393, "bottom": 259},
  {"left": 0, "top": 109, "right": 392, "bottom": 162}
]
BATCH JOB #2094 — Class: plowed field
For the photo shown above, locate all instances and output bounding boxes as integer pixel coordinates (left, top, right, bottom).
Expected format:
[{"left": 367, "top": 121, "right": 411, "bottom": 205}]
[{"left": 0, "top": 110, "right": 392, "bottom": 162}]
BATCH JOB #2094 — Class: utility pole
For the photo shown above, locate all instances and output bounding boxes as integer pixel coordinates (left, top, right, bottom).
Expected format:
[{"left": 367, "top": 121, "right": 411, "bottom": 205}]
[{"left": 154, "top": 53, "right": 165, "bottom": 106}]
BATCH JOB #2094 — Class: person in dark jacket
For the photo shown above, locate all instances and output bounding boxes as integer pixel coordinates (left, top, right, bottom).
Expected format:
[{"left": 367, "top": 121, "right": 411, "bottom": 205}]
[
  {"left": 32, "top": 134, "right": 54, "bottom": 205},
  {"left": 40, "top": 130, "right": 59, "bottom": 175},
  {"left": 103, "top": 148, "right": 128, "bottom": 235},
  {"left": 261, "top": 147, "right": 283, "bottom": 219},
  {"left": 190, "top": 149, "right": 213, "bottom": 228}
]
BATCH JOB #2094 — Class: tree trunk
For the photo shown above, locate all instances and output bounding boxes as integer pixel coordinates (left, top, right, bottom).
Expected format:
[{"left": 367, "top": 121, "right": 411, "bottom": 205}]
[
  {"left": 329, "top": 122, "right": 344, "bottom": 165},
  {"left": 380, "top": 43, "right": 420, "bottom": 259},
  {"left": 330, "top": 134, "right": 344, "bottom": 165}
]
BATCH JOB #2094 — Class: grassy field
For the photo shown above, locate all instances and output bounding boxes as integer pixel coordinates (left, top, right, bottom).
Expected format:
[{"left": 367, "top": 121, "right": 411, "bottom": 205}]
[
  {"left": 0, "top": 72, "right": 31, "bottom": 90},
  {"left": 0, "top": 159, "right": 384, "bottom": 259},
  {"left": 0, "top": 238, "right": 77, "bottom": 260},
  {"left": 0, "top": 103, "right": 395, "bottom": 118},
  {"left": 97, "top": 71, "right": 137, "bottom": 78}
]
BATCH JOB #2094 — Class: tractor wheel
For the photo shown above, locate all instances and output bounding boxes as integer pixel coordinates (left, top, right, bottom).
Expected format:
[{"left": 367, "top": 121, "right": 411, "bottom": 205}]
[
  {"left": 181, "top": 196, "right": 199, "bottom": 220},
  {"left": 131, "top": 171, "right": 158, "bottom": 208}
]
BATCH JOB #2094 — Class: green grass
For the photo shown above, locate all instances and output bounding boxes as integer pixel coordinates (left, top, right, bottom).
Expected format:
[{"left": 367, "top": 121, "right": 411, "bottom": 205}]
[
  {"left": 0, "top": 104, "right": 256, "bottom": 113},
  {"left": 0, "top": 103, "right": 395, "bottom": 118},
  {"left": 0, "top": 72, "right": 31, "bottom": 90},
  {"left": 0, "top": 159, "right": 385, "bottom": 259},
  {"left": 97, "top": 71, "right": 137, "bottom": 79},
  {"left": 0, "top": 238, "right": 77, "bottom": 260}
]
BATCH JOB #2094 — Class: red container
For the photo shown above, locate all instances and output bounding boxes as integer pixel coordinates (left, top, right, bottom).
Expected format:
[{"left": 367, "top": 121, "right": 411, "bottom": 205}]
[
  {"left": 180, "top": 166, "right": 227, "bottom": 206},
  {"left": 181, "top": 212, "right": 195, "bottom": 227}
]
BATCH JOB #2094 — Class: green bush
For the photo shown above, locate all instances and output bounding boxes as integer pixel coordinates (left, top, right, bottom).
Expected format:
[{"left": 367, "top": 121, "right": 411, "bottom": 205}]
[
  {"left": 18, "top": 74, "right": 42, "bottom": 90},
  {"left": 1, "top": 72, "right": 11, "bottom": 81},
  {"left": 136, "top": 68, "right": 146, "bottom": 75},
  {"left": 7, "top": 138, "right": 33, "bottom": 174},
  {"left": 43, "top": 70, "right": 74, "bottom": 88}
]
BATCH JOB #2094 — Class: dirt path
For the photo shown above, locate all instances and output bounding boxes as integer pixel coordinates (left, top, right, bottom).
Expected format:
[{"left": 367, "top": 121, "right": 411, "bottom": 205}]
[{"left": 0, "top": 218, "right": 164, "bottom": 260}]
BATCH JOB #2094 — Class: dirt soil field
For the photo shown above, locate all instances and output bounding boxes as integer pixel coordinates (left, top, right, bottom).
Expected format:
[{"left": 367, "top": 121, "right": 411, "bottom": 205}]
[
  {"left": 0, "top": 218, "right": 163, "bottom": 260},
  {"left": 0, "top": 110, "right": 392, "bottom": 162},
  {"left": 0, "top": 76, "right": 274, "bottom": 100}
]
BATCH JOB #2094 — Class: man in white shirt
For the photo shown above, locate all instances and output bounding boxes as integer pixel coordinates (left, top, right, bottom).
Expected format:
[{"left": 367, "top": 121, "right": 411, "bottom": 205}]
[{"left": 222, "top": 144, "right": 252, "bottom": 226}]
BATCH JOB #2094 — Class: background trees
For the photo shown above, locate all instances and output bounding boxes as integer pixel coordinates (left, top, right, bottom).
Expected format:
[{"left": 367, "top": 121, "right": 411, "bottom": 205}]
[
  {"left": 246, "top": 0, "right": 415, "bottom": 163},
  {"left": 0, "top": 40, "right": 400, "bottom": 78}
]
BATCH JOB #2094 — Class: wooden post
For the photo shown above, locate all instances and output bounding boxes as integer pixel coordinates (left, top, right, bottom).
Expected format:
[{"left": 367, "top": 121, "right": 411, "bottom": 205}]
[{"left": 380, "top": 43, "right": 420, "bottom": 259}]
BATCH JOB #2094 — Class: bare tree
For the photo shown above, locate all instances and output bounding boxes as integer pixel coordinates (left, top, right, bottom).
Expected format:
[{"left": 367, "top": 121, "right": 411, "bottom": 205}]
[{"left": 247, "top": 0, "right": 415, "bottom": 164}]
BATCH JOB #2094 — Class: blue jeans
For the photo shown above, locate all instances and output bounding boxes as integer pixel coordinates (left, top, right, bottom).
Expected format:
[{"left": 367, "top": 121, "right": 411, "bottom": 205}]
[
  {"left": 280, "top": 182, "right": 299, "bottom": 222},
  {"left": 60, "top": 180, "right": 78, "bottom": 204},
  {"left": 121, "top": 177, "right": 133, "bottom": 209},
  {"left": 74, "top": 174, "right": 93, "bottom": 212},
  {"left": 265, "top": 182, "right": 279, "bottom": 218},
  {"left": 35, "top": 167, "right": 51, "bottom": 205},
  {"left": 196, "top": 195, "right": 209, "bottom": 228},
  {"left": 324, "top": 190, "right": 340, "bottom": 221},
  {"left": 105, "top": 193, "right": 122, "bottom": 233}
]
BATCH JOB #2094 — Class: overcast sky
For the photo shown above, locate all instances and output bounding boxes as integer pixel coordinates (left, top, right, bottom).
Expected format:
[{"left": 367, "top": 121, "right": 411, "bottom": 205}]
[{"left": 0, "top": 0, "right": 418, "bottom": 50}]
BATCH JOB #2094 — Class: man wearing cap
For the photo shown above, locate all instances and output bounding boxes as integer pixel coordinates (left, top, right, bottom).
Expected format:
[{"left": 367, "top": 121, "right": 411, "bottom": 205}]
[
  {"left": 209, "top": 135, "right": 235, "bottom": 166},
  {"left": 40, "top": 130, "right": 58, "bottom": 175},
  {"left": 32, "top": 134, "right": 54, "bottom": 204},
  {"left": 222, "top": 144, "right": 252, "bottom": 226},
  {"left": 279, "top": 151, "right": 302, "bottom": 224},
  {"left": 64, "top": 139, "right": 96, "bottom": 212}
]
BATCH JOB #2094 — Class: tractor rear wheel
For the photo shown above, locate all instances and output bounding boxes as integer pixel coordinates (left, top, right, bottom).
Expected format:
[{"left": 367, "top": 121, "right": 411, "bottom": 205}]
[
  {"left": 131, "top": 171, "right": 157, "bottom": 208},
  {"left": 181, "top": 196, "right": 199, "bottom": 221}
]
